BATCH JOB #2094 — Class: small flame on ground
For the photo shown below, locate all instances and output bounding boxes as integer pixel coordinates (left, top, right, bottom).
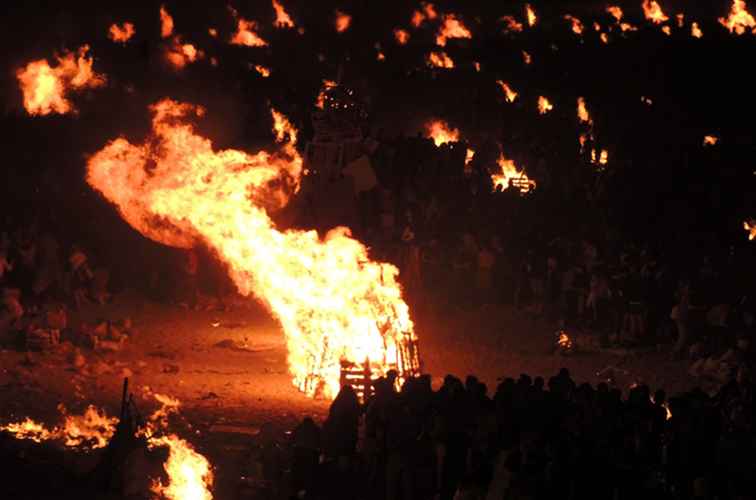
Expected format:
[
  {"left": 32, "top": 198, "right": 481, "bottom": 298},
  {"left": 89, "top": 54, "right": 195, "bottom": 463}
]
[
  {"left": 272, "top": 0, "right": 295, "bottom": 28},
  {"left": 564, "top": 15, "right": 584, "bottom": 35},
  {"left": 335, "top": 10, "right": 352, "bottom": 33},
  {"left": 208, "top": 28, "right": 218, "bottom": 38},
  {"left": 525, "top": 4, "right": 537, "bottom": 27},
  {"left": 427, "top": 51, "right": 454, "bottom": 68},
  {"left": 0, "top": 418, "right": 56, "bottom": 443},
  {"left": 425, "top": 119, "right": 460, "bottom": 146},
  {"left": 662, "top": 26, "right": 672, "bottom": 35},
  {"left": 230, "top": 12, "right": 268, "bottom": 47},
  {"left": 719, "top": 0, "right": 756, "bottom": 35},
  {"left": 500, "top": 16, "right": 524, "bottom": 33},
  {"left": 492, "top": 152, "right": 535, "bottom": 193},
  {"left": 160, "top": 5, "right": 174, "bottom": 38},
  {"left": 254, "top": 65, "right": 271, "bottom": 77},
  {"left": 1, "top": 405, "right": 116, "bottom": 450},
  {"left": 538, "top": 96, "right": 553, "bottom": 114},
  {"left": 496, "top": 80, "right": 518, "bottom": 103},
  {"left": 591, "top": 149, "right": 609, "bottom": 167},
  {"left": 16, "top": 45, "right": 105, "bottom": 116},
  {"left": 109, "top": 22, "right": 136, "bottom": 44},
  {"left": 692, "top": 22, "right": 704, "bottom": 37},
  {"left": 150, "top": 435, "right": 214, "bottom": 500},
  {"left": 643, "top": 0, "right": 669, "bottom": 25},
  {"left": 473, "top": 61, "right": 481, "bottom": 72},
  {"left": 436, "top": 14, "right": 472, "bottom": 47},
  {"left": 607, "top": 6, "right": 624, "bottom": 22},
  {"left": 703, "top": 135, "right": 719, "bottom": 146},
  {"left": 394, "top": 29, "right": 410, "bottom": 45}
]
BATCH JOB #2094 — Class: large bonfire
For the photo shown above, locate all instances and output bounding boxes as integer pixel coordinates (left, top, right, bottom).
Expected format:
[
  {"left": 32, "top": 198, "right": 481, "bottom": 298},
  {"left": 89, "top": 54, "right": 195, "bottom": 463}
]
[{"left": 86, "top": 100, "right": 416, "bottom": 399}]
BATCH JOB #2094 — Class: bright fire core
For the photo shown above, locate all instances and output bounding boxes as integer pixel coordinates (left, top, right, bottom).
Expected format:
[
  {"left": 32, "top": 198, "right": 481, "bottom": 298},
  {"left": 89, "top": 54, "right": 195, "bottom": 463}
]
[{"left": 86, "top": 100, "right": 416, "bottom": 399}]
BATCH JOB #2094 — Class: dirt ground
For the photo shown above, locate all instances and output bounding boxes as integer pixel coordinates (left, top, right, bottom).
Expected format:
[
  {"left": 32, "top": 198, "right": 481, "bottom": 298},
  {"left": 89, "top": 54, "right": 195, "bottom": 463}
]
[{"left": 0, "top": 292, "right": 695, "bottom": 498}]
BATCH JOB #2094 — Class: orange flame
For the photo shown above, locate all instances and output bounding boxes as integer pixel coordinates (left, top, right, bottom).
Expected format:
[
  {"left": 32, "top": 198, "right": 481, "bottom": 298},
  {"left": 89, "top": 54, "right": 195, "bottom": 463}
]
[
  {"left": 394, "top": 28, "right": 410, "bottom": 45},
  {"left": 109, "top": 22, "right": 136, "bottom": 44},
  {"left": 525, "top": 4, "right": 537, "bottom": 27},
  {"left": 703, "top": 135, "right": 719, "bottom": 146},
  {"left": 411, "top": 2, "right": 438, "bottom": 28},
  {"left": 425, "top": 119, "right": 460, "bottom": 146},
  {"left": 208, "top": 28, "right": 218, "bottom": 38},
  {"left": 607, "top": 5, "right": 624, "bottom": 22},
  {"left": 0, "top": 418, "right": 57, "bottom": 443},
  {"left": 160, "top": 5, "right": 174, "bottom": 38},
  {"left": 427, "top": 51, "right": 454, "bottom": 68},
  {"left": 564, "top": 15, "right": 584, "bottom": 35},
  {"left": 436, "top": 14, "right": 472, "bottom": 46},
  {"left": 1, "top": 405, "right": 116, "bottom": 450},
  {"left": 335, "top": 10, "right": 352, "bottom": 33},
  {"left": 692, "top": 22, "right": 704, "bottom": 37},
  {"left": 272, "top": 0, "right": 295, "bottom": 28},
  {"left": 254, "top": 65, "right": 271, "bottom": 77},
  {"left": 16, "top": 45, "right": 105, "bottom": 116},
  {"left": 719, "top": 0, "right": 756, "bottom": 35},
  {"left": 643, "top": 0, "right": 669, "bottom": 24},
  {"left": 577, "top": 97, "right": 592, "bottom": 125},
  {"left": 473, "top": 61, "right": 481, "bottom": 72},
  {"left": 500, "top": 16, "right": 524, "bottom": 33},
  {"left": 661, "top": 25, "right": 672, "bottom": 35},
  {"left": 537, "top": 96, "right": 553, "bottom": 114},
  {"left": 492, "top": 152, "right": 535, "bottom": 193},
  {"left": 496, "top": 80, "right": 518, "bottom": 103},
  {"left": 522, "top": 50, "right": 532, "bottom": 65},
  {"left": 165, "top": 38, "right": 203, "bottom": 70},
  {"left": 744, "top": 220, "right": 756, "bottom": 240},
  {"left": 465, "top": 148, "right": 475, "bottom": 174},
  {"left": 315, "top": 79, "right": 337, "bottom": 109},
  {"left": 87, "top": 100, "right": 414, "bottom": 399},
  {"left": 600, "top": 32, "right": 610, "bottom": 43},
  {"left": 230, "top": 14, "right": 268, "bottom": 47},
  {"left": 377, "top": 50, "right": 386, "bottom": 61},
  {"left": 676, "top": 13, "right": 685, "bottom": 28},
  {"left": 150, "top": 435, "right": 214, "bottom": 500}
]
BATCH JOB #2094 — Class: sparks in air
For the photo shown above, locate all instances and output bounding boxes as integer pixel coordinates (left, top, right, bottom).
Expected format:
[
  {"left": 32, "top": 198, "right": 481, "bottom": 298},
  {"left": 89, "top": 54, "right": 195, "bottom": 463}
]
[
  {"left": 642, "top": 0, "right": 669, "bottom": 25},
  {"left": 394, "top": 29, "right": 410, "bottom": 45},
  {"left": 525, "top": 4, "right": 537, "bottom": 27},
  {"left": 538, "top": 96, "right": 553, "bottom": 114},
  {"left": 427, "top": 51, "right": 454, "bottom": 68},
  {"left": 16, "top": 45, "right": 105, "bottom": 116},
  {"left": 436, "top": 14, "right": 472, "bottom": 47},
  {"left": 564, "top": 15, "right": 584, "bottom": 35},
  {"left": 492, "top": 152, "right": 535, "bottom": 193},
  {"left": 109, "top": 22, "right": 136, "bottom": 43},
  {"left": 719, "top": 0, "right": 756, "bottom": 35},
  {"left": 160, "top": 5, "right": 174, "bottom": 38},
  {"left": 87, "top": 100, "right": 416, "bottom": 399},
  {"left": 335, "top": 10, "right": 352, "bottom": 33},
  {"left": 272, "top": 0, "right": 295, "bottom": 28},
  {"left": 496, "top": 81, "right": 518, "bottom": 103}
]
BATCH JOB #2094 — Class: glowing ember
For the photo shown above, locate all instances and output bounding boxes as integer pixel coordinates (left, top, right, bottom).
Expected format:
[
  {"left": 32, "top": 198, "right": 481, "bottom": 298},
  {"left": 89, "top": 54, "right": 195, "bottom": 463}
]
[
  {"left": 109, "top": 22, "right": 136, "bottom": 44},
  {"left": 272, "top": 0, "right": 295, "bottom": 28},
  {"left": 719, "top": 0, "right": 756, "bottom": 35},
  {"left": 522, "top": 50, "right": 532, "bottom": 65},
  {"left": 427, "top": 51, "right": 454, "bottom": 68},
  {"left": 59, "top": 404, "right": 117, "bottom": 449},
  {"left": 593, "top": 22, "right": 602, "bottom": 32},
  {"left": 16, "top": 45, "right": 105, "bottom": 116},
  {"left": 0, "top": 418, "right": 57, "bottom": 443},
  {"left": 377, "top": 50, "right": 386, "bottom": 61},
  {"left": 160, "top": 5, "right": 174, "bottom": 38},
  {"left": 564, "top": 15, "right": 584, "bottom": 35},
  {"left": 254, "top": 65, "right": 271, "bottom": 77},
  {"left": 87, "top": 100, "right": 416, "bottom": 399},
  {"left": 492, "top": 152, "right": 535, "bottom": 193},
  {"left": 500, "top": 16, "right": 524, "bottom": 33},
  {"left": 411, "top": 2, "right": 438, "bottom": 27},
  {"left": 394, "top": 28, "right": 410, "bottom": 45},
  {"left": 496, "top": 80, "right": 518, "bottom": 103},
  {"left": 335, "top": 10, "right": 352, "bottom": 33},
  {"left": 315, "top": 79, "right": 337, "bottom": 109},
  {"left": 692, "top": 22, "right": 704, "bottom": 37},
  {"left": 149, "top": 435, "right": 214, "bottom": 500},
  {"left": 436, "top": 14, "right": 472, "bottom": 47},
  {"left": 165, "top": 38, "right": 203, "bottom": 69},
  {"left": 703, "top": 135, "right": 719, "bottom": 146},
  {"left": 537, "top": 96, "right": 553, "bottom": 114},
  {"left": 525, "top": 4, "right": 537, "bottom": 27},
  {"left": 744, "top": 220, "right": 756, "bottom": 240},
  {"left": 643, "top": 0, "right": 669, "bottom": 24},
  {"left": 425, "top": 119, "right": 460, "bottom": 146},
  {"left": 208, "top": 28, "right": 218, "bottom": 38},
  {"left": 577, "top": 97, "right": 592, "bottom": 125},
  {"left": 230, "top": 12, "right": 268, "bottom": 47}
]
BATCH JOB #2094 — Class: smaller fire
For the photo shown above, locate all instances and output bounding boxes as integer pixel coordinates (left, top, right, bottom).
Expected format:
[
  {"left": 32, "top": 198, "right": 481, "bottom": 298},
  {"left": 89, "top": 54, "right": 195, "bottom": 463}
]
[
  {"left": 377, "top": 50, "right": 386, "bottom": 61},
  {"left": 473, "top": 61, "right": 481, "bottom": 72},
  {"left": 165, "top": 38, "right": 203, "bottom": 69},
  {"left": 525, "top": 4, "right": 537, "bottom": 27},
  {"left": 411, "top": 2, "right": 438, "bottom": 28},
  {"left": 643, "top": 0, "right": 669, "bottom": 25},
  {"left": 436, "top": 14, "right": 472, "bottom": 47},
  {"left": 272, "top": 0, "right": 295, "bottom": 28},
  {"left": 641, "top": 96, "right": 653, "bottom": 105},
  {"left": 427, "top": 51, "right": 454, "bottom": 69},
  {"left": 676, "top": 13, "right": 685, "bottom": 28},
  {"left": 607, "top": 5, "right": 623, "bottom": 22},
  {"left": 425, "top": 119, "right": 460, "bottom": 146},
  {"left": 600, "top": 32, "right": 609, "bottom": 43},
  {"left": 492, "top": 152, "right": 535, "bottom": 193},
  {"left": 662, "top": 26, "right": 672, "bottom": 36},
  {"left": 0, "top": 418, "right": 56, "bottom": 443},
  {"left": 230, "top": 11, "right": 268, "bottom": 47},
  {"left": 522, "top": 50, "right": 532, "bottom": 65},
  {"left": 662, "top": 402, "right": 673, "bottom": 420},
  {"left": 719, "top": 0, "right": 756, "bottom": 35},
  {"left": 692, "top": 22, "right": 704, "bottom": 38},
  {"left": 500, "top": 16, "right": 524, "bottom": 33},
  {"left": 465, "top": 148, "right": 475, "bottom": 173},
  {"left": 1, "top": 405, "right": 116, "bottom": 450},
  {"left": 537, "top": 96, "right": 553, "bottom": 114},
  {"left": 160, "top": 5, "right": 174, "bottom": 38},
  {"left": 335, "top": 10, "right": 352, "bottom": 33},
  {"left": 564, "top": 15, "right": 584, "bottom": 35},
  {"left": 496, "top": 80, "right": 518, "bottom": 103},
  {"left": 591, "top": 149, "right": 609, "bottom": 167},
  {"left": 703, "top": 135, "right": 719, "bottom": 146},
  {"left": 109, "top": 22, "right": 136, "bottom": 44},
  {"left": 149, "top": 435, "right": 214, "bottom": 500},
  {"left": 744, "top": 220, "right": 756, "bottom": 241},
  {"left": 577, "top": 97, "right": 592, "bottom": 125},
  {"left": 394, "top": 28, "right": 410, "bottom": 45},
  {"left": 208, "top": 28, "right": 218, "bottom": 38},
  {"left": 593, "top": 21, "right": 602, "bottom": 32},
  {"left": 254, "top": 65, "right": 271, "bottom": 77}
]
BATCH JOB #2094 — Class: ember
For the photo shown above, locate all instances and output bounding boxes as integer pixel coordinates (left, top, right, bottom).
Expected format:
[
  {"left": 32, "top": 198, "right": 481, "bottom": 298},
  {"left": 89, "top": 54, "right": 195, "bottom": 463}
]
[{"left": 522, "top": 50, "right": 532, "bottom": 65}]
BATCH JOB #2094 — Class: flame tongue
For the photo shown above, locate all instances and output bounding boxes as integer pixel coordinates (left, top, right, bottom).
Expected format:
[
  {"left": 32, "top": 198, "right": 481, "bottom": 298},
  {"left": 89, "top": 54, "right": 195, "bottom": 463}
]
[{"left": 87, "top": 100, "right": 415, "bottom": 399}]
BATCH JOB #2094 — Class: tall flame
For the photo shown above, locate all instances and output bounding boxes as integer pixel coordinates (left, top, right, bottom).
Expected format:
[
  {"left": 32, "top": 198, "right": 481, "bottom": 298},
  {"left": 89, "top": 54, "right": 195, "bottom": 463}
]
[
  {"left": 492, "top": 152, "right": 535, "bottom": 193},
  {"left": 150, "top": 435, "right": 214, "bottom": 500},
  {"left": 394, "top": 29, "right": 410, "bottom": 45},
  {"left": 427, "top": 51, "right": 454, "bottom": 68},
  {"left": 335, "top": 10, "right": 352, "bottom": 33},
  {"left": 272, "top": 0, "right": 295, "bottom": 28},
  {"left": 87, "top": 100, "right": 415, "bottom": 399},
  {"left": 525, "top": 4, "right": 538, "bottom": 27},
  {"left": 577, "top": 97, "right": 592, "bottom": 125},
  {"left": 16, "top": 45, "right": 105, "bottom": 116},
  {"left": 436, "top": 14, "right": 472, "bottom": 46},
  {"left": 564, "top": 15, "right": 584, "bottom": 35},
  {"left": 719, "top": 0, "right": 756, "bottom": 35},
  {"left": 744, "top": 220, "right": 756, "bottom": 241},
  {"left": 160, "top": 5, "right": 174, "bottom": 38},
  {"left": 109, "top": 22, "right": 136, "bottom": 44},
  {"left": 538, "top": 96, "right": 553, "bottom": 114},
  {"left": 642, "top": 0, "right": 669, "bottom": 25},
  {"left": 425, "top": 119, "right": 460, "bottom": 146},
  {"left": 496, "top": 81, "right": 519, "bottom": 103}
]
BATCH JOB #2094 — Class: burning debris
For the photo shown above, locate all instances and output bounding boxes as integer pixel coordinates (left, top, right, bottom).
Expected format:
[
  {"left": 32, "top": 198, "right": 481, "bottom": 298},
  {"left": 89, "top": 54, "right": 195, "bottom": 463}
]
[
  {"left": 334, "top": 10, "right": 352, "bottom": 33},
  {"left": 272, "top": 0, "right": 295, "bottom": 29},
  {"left": 411, "top": 2, "right": 438, "bottom": 28},
  {"left": 692, "top": 22, "right": 704, "bottom": 38},
  {"left": 427, "top": 50, "right": 454, "bottom": 68},
  {"left": 496, "top": 80, "right": 518, "bottom": 103},
  {"left": 492, "top": 152, "right": 535, "bottom": 193},
  {"left": 229, "top": 8, "right": 268, "bottom": 47},
  {"left": 719, "top": 0, "right": 756, "bottom": 35},
  {"left": 425, "top": 119, "right": 460, "bottom": 146},
  {"left": 577, "top": 97, "right": 592, "bottom": 125},
  {"left": 108, "top": 22, "right": 136, "bottom": 44},
  {"left": 315, "top": 79, "right": 338, "bottom": 109},
  {"left": 253, "top": 65, "right": 271, "bottom": 77},
  {"left": 16, "top": 45, "right": 105, "bottom": 116},
  {"left": 436, "top": 14, "right": 472, "bottom": 47},
  {"left": 500, "top": 15, "right": 524, "bottom": 34},
  {"left": 642, "top": 0, "right": 669, "bottom": 25},
  {"left": 564, "top": 15, "right": 584, "bottom": 35},
  {"left": 164, "top": 38, "right": 203, "bottom": 70},
  {"left": 394, "top": 28, "right": 410, "bottom": 45},
  {"left": 160, "top": 5, "right": 174, "bottom": 38},
  {"left": 555, "top": 330, "right": 574, "bottom": 354},
  {"left": 522, "top": 50, "right": 532, "bottom": 65},
  {"left": 703, "top": 135, "right": 719, "bottom": 146},
  {"left": 537, "top": 96, "right": 553, "bottom": 114}
]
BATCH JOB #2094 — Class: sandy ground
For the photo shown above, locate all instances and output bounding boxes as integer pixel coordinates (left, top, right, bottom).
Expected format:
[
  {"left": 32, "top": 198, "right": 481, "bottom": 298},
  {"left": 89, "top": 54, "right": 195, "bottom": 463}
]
[{"left": 0, "top": 292, "right": 694, "bottom": 497}]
